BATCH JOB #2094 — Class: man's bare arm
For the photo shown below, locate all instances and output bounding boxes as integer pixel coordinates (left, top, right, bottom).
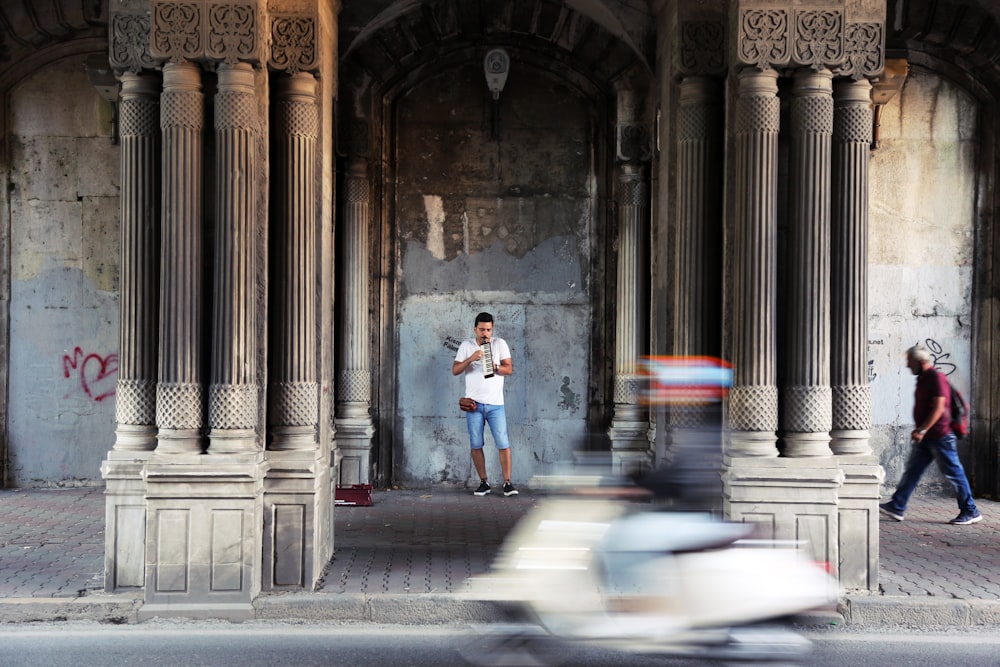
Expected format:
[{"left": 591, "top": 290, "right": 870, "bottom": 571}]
[
  {"left": 496, "top": 357, "right": 513, "bottom": 376},
  {"left": 452, "top": 349, "right": 483, "bottom": 376}
]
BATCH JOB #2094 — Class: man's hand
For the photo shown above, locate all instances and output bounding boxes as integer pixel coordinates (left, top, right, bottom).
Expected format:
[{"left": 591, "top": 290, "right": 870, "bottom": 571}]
[{"left": 459, "top": 397, "right": 477, "bottom": 412}]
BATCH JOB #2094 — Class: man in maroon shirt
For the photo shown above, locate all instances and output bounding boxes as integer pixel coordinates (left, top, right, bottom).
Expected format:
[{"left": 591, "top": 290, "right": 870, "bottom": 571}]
[{"left": 880, "top": 345, "right": 981, "bottom": 525}]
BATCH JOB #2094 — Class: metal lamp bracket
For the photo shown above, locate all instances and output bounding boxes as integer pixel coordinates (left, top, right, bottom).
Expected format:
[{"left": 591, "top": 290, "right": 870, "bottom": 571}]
[{"left": 484, "top": 48, "right": 510, "bottom": 101}]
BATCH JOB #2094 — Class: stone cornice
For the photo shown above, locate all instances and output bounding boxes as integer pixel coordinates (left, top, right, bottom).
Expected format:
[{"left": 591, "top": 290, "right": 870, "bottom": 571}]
[
  {"left": 732, "top": 2, "right": 885, "bottom": 77},
  {"left": 110, "top": 0, "right": 321, "bottom": 73}
]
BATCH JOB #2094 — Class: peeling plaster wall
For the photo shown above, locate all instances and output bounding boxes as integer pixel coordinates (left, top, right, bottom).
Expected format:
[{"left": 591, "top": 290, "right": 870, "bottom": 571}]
[
  {"left": 868, "top": 68, "right": 976, "bottom": 495},
  {"left": 6, "top": 56, "right": 119, "bottom": 486},
  {"left": 392, "top": 62, "right": 596, "bottom": 486}
]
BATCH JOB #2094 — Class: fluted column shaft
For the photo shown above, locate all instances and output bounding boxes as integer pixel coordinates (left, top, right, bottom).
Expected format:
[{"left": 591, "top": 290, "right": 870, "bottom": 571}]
[
  {"left": 156, "top": 61, "right": 204, "bottom": 453},
  {"left": 269, "top": 72, "right": 320, "bottom": 451},
  {"left": 114, "top": 72, "right": 161, "bottom": 452},
  {"left": 335, "top": 156, "right": 376, "bottom": 484},
  {"left": 831, "top": 78, "right": 874, "bottom": 455},
  {"left": 671, "top": 76, "right": 723, "bottom": 429},
  {"left": 338, "top": 157, "right": 371, "bottom": 410},
  {"left": 614, "top": 165, "right": 645, "bottom": 398},
  {"left": 728, "top": 68, "right": 779, "bottom": 457},
  {"left": 208, "top": 62, "right": 259, "bottom": 453},
  {"left": 674, "top": 77, "right": 723, "bottom": 357},
  {"left": 784, "top": 69, "right": 834, "bottom": 457},
  {"left": 608, "top": 164, "right": 649, "bottom": 459}
]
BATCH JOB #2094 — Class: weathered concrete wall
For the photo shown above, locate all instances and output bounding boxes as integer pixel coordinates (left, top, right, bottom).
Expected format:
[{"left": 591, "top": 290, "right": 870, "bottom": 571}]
[
  {"left": 392, "top": 62, "right": 596, "bottom": 486},
  {"left": 868, "top": 67, "right": 977, "bottom": 495},
  {"left": 6, "top": 55, "right": 119, "bottom": 485}
]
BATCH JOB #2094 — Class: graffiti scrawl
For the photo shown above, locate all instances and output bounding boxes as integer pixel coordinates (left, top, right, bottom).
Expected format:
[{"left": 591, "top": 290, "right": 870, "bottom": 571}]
[{"left": 62, "top": 347, "right": 118, "bottom": 402}]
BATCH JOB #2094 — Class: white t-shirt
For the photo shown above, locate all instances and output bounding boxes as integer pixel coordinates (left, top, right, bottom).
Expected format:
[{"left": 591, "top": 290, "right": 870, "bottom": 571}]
[{"left": 455, "top": 336, "right": 511, "bottom": 405}]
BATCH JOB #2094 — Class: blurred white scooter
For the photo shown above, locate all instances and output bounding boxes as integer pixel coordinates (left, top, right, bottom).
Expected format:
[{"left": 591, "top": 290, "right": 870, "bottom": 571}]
[{"left": 459, "top": 483, "right": 837, "bottom": 666}]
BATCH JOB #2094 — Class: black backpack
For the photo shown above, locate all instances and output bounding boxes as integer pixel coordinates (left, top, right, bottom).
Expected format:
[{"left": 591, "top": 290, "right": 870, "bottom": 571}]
[{"left": 949, "top": 381, "right": 969, "bottom": 438}]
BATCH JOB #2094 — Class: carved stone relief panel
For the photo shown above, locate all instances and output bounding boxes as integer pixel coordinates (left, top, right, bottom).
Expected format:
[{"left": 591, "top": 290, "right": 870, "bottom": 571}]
[
  {"left": 736, "top": 7, "right": 791, "bottom": 70},
  {"left": 679, "top": 20, "right": 726, "bottom": 77},
  {"left": 836, "top": 21, "right": 885, "bottom": 80},
  {"left": 793, "top": 8, "right": 844, "bottom": 69},
  {"left": 151, "top": 0, "right": 205, "bottom": 62},
  {"left": 268, "top": 0, "right": 318, "bottom": 74},
  {"left": 734, "top": 2, "right": 884, "bottom": 75},
  {"left": 206, "top": 1, "right": 262, "bottom": 64},
  {"left": 110, "top": 1, "right": 156, "bottom": 73}
]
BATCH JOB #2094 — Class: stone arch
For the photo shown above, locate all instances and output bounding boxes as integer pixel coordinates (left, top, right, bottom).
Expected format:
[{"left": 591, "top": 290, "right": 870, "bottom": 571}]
[{"left": 337, "top": 0, "right": 655, "bottom": 485}]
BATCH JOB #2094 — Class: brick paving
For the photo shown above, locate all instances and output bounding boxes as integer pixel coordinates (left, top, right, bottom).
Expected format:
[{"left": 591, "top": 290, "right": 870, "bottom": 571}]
[
  {"left": 878, "top": 495, "right": 1000, "bottom": 600},
  {"left": 0, "top": 487, "right": 104, "bottom": 598},
  {"left": 1, "top": 485, "right": 999, "bottom": 611},
  {"left": 326, "top": 488, "right": 531, "bottom": 594}
]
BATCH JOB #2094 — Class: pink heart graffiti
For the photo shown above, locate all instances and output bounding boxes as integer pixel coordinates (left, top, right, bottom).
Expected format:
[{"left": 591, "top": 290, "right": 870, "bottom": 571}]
[{"left": 62, "top": 347, "right": 118, "bottom": 402}]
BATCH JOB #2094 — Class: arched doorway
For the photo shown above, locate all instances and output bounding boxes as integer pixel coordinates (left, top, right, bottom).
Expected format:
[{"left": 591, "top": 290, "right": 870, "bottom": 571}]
[{"left": 336, "top": 1, "right": 653, "bottom": 488}]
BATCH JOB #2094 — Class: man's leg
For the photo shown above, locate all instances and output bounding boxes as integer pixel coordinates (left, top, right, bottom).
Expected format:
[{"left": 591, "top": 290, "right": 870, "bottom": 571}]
[
  {"left": 466, "top": 408, "right": 489, "bottom": 490},
  {"left": 484, "top": 405, "right": 512, "bottom": 482},
  {"left": 931, "top": 435, "right": 979, "bottom": 514},
  {"left": 889, "top": 439, "right": 934, "bottom": 512},
  {"left": 471, "top": 448, "right": 488, "bottom": 480},
  {"left": 498, "top": 448, "right": 512, "bottom": 482}
]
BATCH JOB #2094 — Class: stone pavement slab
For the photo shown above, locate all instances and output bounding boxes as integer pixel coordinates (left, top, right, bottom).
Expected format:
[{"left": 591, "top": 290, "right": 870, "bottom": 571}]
[{"left": 1, "top": 485, "right": 999, "bottom": 626}]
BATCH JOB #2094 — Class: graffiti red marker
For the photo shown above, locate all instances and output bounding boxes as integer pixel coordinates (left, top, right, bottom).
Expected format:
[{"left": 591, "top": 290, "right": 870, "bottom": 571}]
[{"left": 62, "top": 347, "right": 118, "bottom": 402}]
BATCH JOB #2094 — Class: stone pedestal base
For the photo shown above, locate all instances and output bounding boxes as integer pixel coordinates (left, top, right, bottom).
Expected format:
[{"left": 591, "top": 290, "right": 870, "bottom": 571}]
[
  {"left": 609, "top": 406, "right": 652, "bottom": 475},
  {"left": 836, "top": 455, "right": 884, "bottom": 591},
  {"left": 100, "top": 453, "right": 150, "bottom": 592},
  {"left": 138, "top": 453, "right": 265, "bottom": 621},
  {"left": 262, "top": 449, "right": 332, "bottom": 591},
  {"left": 335, "top": 414, "right": 374, "bottom": 485},
  {"left": 723, "top": 456, "right": 845, "bottom": 571}
]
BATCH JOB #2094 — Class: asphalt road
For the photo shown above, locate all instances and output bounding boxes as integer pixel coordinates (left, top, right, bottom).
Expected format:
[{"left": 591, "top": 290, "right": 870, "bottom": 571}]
[{"left": 1, "top": 622, "right": 999, "bottom": 666}]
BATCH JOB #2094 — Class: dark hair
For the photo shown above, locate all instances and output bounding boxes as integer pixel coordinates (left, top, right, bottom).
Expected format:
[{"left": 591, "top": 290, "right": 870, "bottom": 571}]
[{"left": 475, "top": 312, "right": 494, "bottom": 326}]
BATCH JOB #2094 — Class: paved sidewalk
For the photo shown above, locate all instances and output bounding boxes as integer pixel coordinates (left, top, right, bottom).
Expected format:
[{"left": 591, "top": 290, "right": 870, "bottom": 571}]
[{"left": 0, "top": 485, "right": 999, "bottom": 625}]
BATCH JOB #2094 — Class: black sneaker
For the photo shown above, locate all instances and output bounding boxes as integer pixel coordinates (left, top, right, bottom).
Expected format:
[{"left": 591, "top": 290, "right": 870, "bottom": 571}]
[
  {"left": 474, "top": 480, "right": 491, "bottom": 496},
  {"left": 502, "top": 482, "right": 518, "bottom": 497},
  {"left": 879, "top": 502, "right": 904, "bottom": 521},
  {"left": 949, "top": 510, "right": 982, "bottom": 525}
]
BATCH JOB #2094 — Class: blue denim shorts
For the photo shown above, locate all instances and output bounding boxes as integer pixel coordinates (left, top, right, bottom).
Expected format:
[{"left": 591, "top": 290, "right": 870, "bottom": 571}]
[{"left": 465, "top": 403, "right": 510, "bottom": 450}]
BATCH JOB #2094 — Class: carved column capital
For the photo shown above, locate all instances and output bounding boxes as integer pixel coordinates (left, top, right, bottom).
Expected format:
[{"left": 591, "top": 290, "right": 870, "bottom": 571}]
[
  {"left": 207, "top": 1, "right": 265, "bottom": 65},
  {"left": 734, "top": 2, "right": 884, "bottom": 74},
  {"left": 793, "top": 8, "right": 844, "bottom": 70},
  {"left": 615, "top": 91, "right": 651, "bottom": 164},
  {"left": 110, "top": 1, "right": 157, "bottom": 73},
  {"left": 151, "top": 0, "right": 205, "bottom": 63},
  {"left": 149, "top": 1, "right": 266, "bottom": 65},
  {"left": 678, "top": 20, "right": 726, "bottom": 77},
  {"left": 268, "top": 1, "right": 319, "bottom": 74},
  {"left": 835, "top": 21, "right": 885, "bottom": 80},
  {"left": 735, "top": 5, "right": 790, "bottom": 70}
]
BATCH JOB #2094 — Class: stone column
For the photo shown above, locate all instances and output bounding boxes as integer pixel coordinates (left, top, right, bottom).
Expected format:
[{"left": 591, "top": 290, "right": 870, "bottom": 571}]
[
  {"left": 113, "top": 72, "right": 161, "bottom": 454},
  {"left": 101, "top": 70, "right": 161, "bottom": 593},
  {"left": 262, "top": 72, "right": 325, "bottom": 591},
  {"left": 336, "top": 156, "right": 376, "bottom": 485},
  {"left": 608, "top": 163, "right": 649, "bottom": 472},
  {"left": 666, "top": 76, "right": 725, "bottom": 508},
  {"left": 783, "top": 68, "right": 834, "bottom": 458},
  {"left": 725, "top": 69, "right": 843, "bottom": 575},
  {"left": 208, "top": 62, "right": 259, "bottom": 454},
  {"left": 727, "top": 68, "right": 780, "bottom": 457},
  {"left": 269, "top": 72, "right": 319, "bottom": 452},
  {"left": 155, "top": 61, "right": 205, "bottom": 454},
  {"left": 831, "top": 78, "right": 874, "bottom": 457},
  {"left": 832, "top": 77, "right": 883, "bottom": 591},
  {"left": 672, "top": 77, "right": 723, "bottom": 364},
  {"left": 261, "top": 0, "right": 332, "bottom": 594}
]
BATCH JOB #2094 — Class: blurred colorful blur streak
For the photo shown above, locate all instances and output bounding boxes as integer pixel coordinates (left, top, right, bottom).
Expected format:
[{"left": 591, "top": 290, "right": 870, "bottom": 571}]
[{"left": 637, "top": 356, "right": 733, "bottom": 406}]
